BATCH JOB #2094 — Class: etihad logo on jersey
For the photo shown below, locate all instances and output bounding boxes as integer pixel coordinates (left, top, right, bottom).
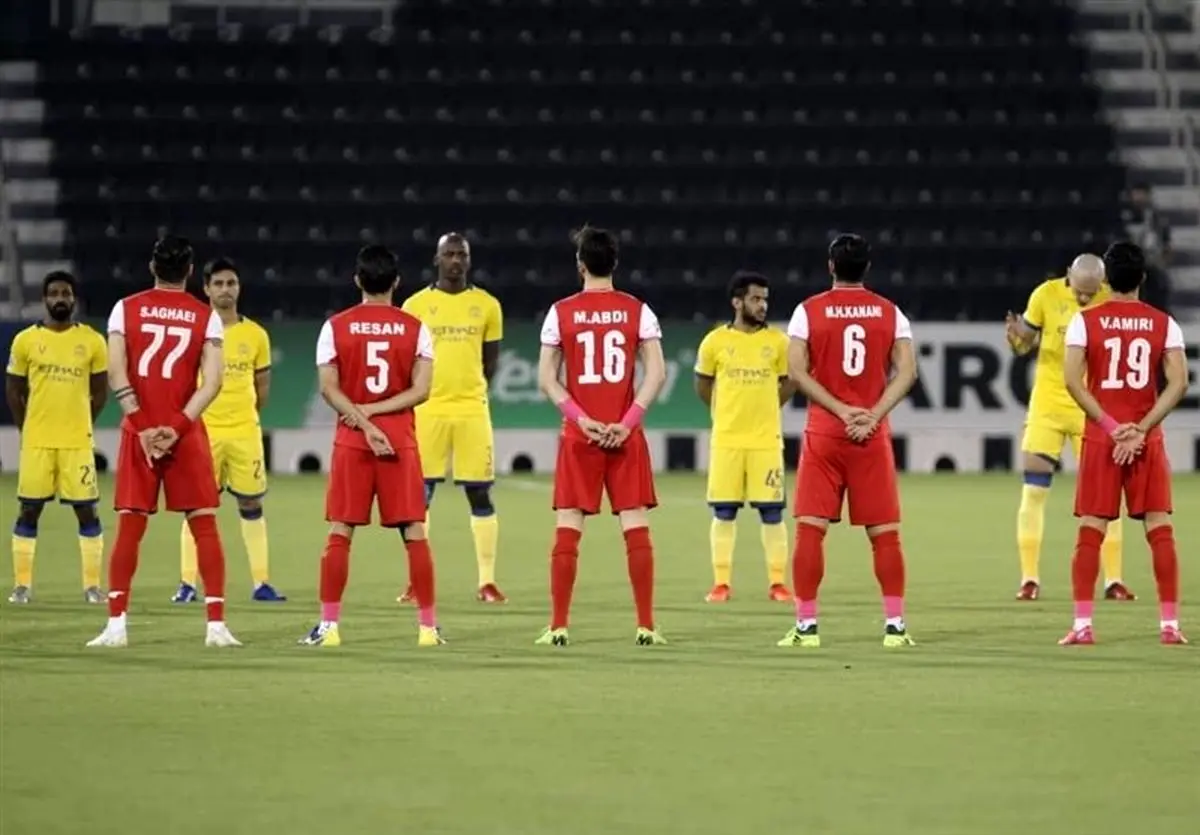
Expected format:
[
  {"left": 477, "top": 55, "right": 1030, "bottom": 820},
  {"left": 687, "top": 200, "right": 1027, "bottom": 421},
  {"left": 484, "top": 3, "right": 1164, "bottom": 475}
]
[
  {"left": 225, "top": 359, "right": 256, "bottom": 374},
  {"left": 825, "top": 305, "right": 883, "bottom": 319},
  {"left": 573, "top": 310, "right": 629, "bottom": 325},
  {"left": 29, "top": 361, "right": 85, "bottom": 380},
  {"left": 141, "top": 306, "right": 197, "bottom": 323},
  {"left": 724, "top": 367, "right": 775, "bottom": 382},
  {"left": 1099, "top": 316, "right": 1155, "bottom": 332},
  {"left": 349, "top": 321, "right": 406, "bottom": 336},
  {"left": 430, "top": 324, "right": 482, "bottom": 339}
]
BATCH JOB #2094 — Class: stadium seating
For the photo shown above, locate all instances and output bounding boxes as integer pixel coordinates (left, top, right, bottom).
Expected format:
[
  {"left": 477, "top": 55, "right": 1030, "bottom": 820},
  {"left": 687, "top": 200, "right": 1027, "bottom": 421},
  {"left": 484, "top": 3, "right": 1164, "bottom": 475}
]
[{"left": 33, "top": 0, "right": 1128, "bottom": 320}]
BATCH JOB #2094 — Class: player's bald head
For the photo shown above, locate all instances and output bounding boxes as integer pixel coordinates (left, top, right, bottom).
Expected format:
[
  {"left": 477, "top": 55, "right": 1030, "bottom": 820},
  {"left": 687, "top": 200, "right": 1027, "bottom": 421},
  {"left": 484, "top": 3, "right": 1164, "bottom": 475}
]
[
  {"left": 1067, "top": 253, "right": 1105, "bottom": 306},
  {"left": 437, "top": 232, "right": 469, "bottom": 255},
  {"left": 434, "top": 232, "right": 471, "bottom": 284}
]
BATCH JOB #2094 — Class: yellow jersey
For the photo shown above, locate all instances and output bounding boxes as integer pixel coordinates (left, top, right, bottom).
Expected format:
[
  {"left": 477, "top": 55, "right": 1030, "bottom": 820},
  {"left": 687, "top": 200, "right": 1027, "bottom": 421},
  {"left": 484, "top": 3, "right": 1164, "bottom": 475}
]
[
  {"left": 694, "top": 324, "right": 789, "bottom": 450},
  {"left": 201, "top": 317, "right": 271, "bottom": 434},
  {"left": 6, "top": 323, "right": 107, "bottom": 449},
  {"left": 1022, "top": 277, "right": 1110, "bottom": 414},
  {"left": 402, "top": 285, "right": 503, "bottom": 416}
]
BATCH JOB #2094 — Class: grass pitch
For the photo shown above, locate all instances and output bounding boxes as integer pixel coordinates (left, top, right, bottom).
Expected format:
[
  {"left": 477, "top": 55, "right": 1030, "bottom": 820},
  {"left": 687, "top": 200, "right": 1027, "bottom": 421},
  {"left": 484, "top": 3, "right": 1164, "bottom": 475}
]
[{"left": 2, "top": 473, "right": 1198, "bottom": 835}]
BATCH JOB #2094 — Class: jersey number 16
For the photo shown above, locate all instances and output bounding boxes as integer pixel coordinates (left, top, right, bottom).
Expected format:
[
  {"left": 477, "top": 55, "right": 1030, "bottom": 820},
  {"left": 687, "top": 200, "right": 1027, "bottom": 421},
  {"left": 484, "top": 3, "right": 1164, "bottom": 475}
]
[{"left": 577, "top": 330, "right": 627, "bottom": 384}]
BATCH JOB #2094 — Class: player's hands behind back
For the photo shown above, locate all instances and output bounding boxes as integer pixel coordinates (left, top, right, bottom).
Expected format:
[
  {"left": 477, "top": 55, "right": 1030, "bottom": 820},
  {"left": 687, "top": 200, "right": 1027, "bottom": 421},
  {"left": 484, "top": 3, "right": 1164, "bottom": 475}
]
[
  {"left": 1111, "top": 423, "right": 1145, "bottom": 466},
  {"left": 138, "top": 426, "right": 179, "bottom": 464},
  {"left": 361, "top": 420, "right": 395, "bottom": 457},
  {"left": 837, "top": 405, "right": 878, "bottom": 443}
]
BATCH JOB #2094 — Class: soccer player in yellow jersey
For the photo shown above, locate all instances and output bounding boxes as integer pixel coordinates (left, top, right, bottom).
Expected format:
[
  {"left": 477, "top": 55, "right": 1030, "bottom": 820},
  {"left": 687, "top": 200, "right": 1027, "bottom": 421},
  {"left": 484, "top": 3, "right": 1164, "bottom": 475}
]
[
  {"left": 4, "top": 272, "right": 107, "bottom": 604},
  {"left": 694, "top": 272, "right": 796, "bottom": 603},
  {"left": 1005, "top": 253, "right": 1133, "bottom": 601},
  {"left": 400, "top": 233, "right": 505, "bottom": 602},
  {"left": 173, "top": 258, "right": 286, "bottom": 603}
]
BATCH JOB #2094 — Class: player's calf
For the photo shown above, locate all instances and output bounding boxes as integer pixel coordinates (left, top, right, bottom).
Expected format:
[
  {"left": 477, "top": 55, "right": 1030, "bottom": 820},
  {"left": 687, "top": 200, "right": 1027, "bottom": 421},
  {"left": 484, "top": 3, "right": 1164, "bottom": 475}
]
[
  {"left": 1144, "top": 516, "right": 1185, "bottom": 644},
  {"left": 400, "top": 522, "right": 441, "bottom": 643},
  {"left": 73, "top": 504, "right": 104, "bottom": 602},
  {"left": 10, "top": 505, "right": 41, "bottom": 603},
  {"left": 707, "top": 503, "right": 738, "bottom": 601},
  {"left": 237, "top": 499, "right": 285, "bottom": 602},
  {"left": 756, "top": 503, "right": 790, "bottom": 601},
  {"left": 464, "top": 484, "right": 505, "bottom": 603},
  {"left": 867, "top": 524, "right": 913, "bottom": 644},
  {"left": 619, "top": 511, "right": 657, "bottom": 634}
]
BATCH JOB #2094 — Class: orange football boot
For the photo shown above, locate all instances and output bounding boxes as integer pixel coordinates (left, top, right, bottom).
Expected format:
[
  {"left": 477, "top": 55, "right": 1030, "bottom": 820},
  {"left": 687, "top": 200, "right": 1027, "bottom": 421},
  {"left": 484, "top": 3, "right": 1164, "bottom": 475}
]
[
  {"left": 705, "top": 584, "right": 732, "bottom": 603},
  {"left": 477, "top": 583, "right": 507, "bottom": 603},
  {"left": 1104, "top": 582, "right": 1136, "bottom": 601},
  {"left": 1016, "top": 581, "right": 1040, "bottom": 601},
  {"left": 768, "top": 583, "right": 791, "bottom": 602}
]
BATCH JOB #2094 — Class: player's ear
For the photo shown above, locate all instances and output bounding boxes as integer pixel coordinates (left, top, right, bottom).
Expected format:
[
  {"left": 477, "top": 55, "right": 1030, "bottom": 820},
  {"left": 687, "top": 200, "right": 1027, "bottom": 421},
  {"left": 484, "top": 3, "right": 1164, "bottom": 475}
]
[{"left": 353, "top": 274, "right": 362, "bottom": 292}]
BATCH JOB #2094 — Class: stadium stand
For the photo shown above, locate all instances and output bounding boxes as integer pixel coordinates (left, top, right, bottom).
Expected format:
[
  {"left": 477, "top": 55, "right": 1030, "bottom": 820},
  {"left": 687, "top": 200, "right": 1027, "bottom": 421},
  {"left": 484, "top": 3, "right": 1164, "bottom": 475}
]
[{"left": 16, "top": 0, "right": 1132, "bottom": 320}]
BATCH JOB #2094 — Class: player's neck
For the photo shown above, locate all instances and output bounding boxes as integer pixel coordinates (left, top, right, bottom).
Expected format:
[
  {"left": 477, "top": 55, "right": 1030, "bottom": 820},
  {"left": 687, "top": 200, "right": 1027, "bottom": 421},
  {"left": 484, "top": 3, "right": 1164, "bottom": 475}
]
[
  {"left": 582, "top": 277, "right": 613, "bottom": 292},
  {"left": 434, "top": 278, "right": 468, "bottom": 294},
  {"left": 1109, "top": 291, "right": 1140, "bottom": 302},
  {"left": 731, "top": 319, "right": 764, "bottom": 333},
  {"left": 215, "top": 308, "right": 240, "bottom": 325},
  {"left": 830, "top": 280, "right": 865, "bottom": 290},
  {"left": 41, "top": 319, "right": 73, "bottom": 332},
  {"left": 360, "top": 293, "right": 393, "bottom": 306},
  {"left": 153, "top": 281, "right": 187, "bottom": 292}
]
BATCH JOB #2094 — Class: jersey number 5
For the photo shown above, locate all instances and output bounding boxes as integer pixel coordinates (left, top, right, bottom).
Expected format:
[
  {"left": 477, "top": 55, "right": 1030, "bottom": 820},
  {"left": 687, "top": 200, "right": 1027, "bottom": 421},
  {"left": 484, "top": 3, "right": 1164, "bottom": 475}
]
[
  {"left": 1101, "top": 336, "right": 1151, "bottom": 390},
  {"left": 576, "top": 330, "right": 627, "bottom": 384},
  {"left": 842, "top": 324, "right": 866, "bottom": 377},
  {"left": 366, "top": 340, "right": 390, "bottom": 394},
  {"left": 137, "top": 324, "right": 192, "bottom": 379}
]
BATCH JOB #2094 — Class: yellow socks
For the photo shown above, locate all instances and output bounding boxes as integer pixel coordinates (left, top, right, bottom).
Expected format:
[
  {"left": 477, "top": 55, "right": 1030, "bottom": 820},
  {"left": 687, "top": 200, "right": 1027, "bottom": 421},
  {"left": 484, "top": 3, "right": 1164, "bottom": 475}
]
[
  {"left": 761, "top": 522, "right": 788, "bottom": 586},
  {"left": 710, "top": 519, "right": 736, "bottom": 586},
  {"left": 470, "top": 514, "right": 499, "bottom": 586},
  {"left": 241, "top": 515, "right": 270, "bottom": 587},
  {"left": 1101, "top": 516, "right": 1124, "bottom": 586},
  {"left": 79, "top": 526, "right": 104, "bottom": 589},
  {"left": 1017, "top": 481, "right": 1050, "bottom": 583},
  {"left": 180, "top": 521, "right": 199, "bottom": 586},
  {"left": 12, "top": 530, "right": 36, "bottom": 588}
]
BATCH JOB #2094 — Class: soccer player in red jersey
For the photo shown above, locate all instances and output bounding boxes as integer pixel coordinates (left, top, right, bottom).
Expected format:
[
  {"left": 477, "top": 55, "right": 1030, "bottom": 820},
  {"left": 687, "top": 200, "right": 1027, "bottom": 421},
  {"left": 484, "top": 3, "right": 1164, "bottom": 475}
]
[
  {"left": 88, "top": 235, "right": 240, "bottom": 648},
  {"left": 1060, "top": 241, "right": 1189, "bottom": 646},
  {"left": 778, "top": 234, "right": 919, "bottom": 649},
  {"left": 300, "top": 245, "right": 443, "bottom": 648},
  {"left": 534, "top": 227, "right": 668, "bottom": 646}
]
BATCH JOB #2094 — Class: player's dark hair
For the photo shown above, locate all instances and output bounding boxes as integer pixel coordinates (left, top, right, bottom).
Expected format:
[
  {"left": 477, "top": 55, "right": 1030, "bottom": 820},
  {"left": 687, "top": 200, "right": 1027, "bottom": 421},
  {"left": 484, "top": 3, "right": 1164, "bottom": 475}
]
[
  {"left": 203, "top": 257, "right": 239, "bottom": 283},
  {"left": 573, "top": 226, "right": 619, "bottom": 277},
  {"left": 151, "top": 235, "right": 194, "bottom": 284},
  {"left": 355, "top": 244, "right": 400, "bottom": 295},
  {"left": 728, "top": 271, "right": 769, "bottom": 301},
  {"left": 829, "top": 234, "right": 871, "bottom": 283},
  {"left": 42, "top": 270, "right": 77, "bottom": 296},
  {"left": 1103, "top": 241, "right": 1146, "bottom": 294}
]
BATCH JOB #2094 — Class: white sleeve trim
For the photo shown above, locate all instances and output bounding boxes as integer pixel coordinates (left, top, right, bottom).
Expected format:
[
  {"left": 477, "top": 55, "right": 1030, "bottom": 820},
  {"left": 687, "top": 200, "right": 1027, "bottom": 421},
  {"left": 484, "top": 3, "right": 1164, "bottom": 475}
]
[
  {"left": 1166, "top": 317, "right": 1185, "bottom": 350},
  {"left": 895, "top": 308, "right": 913, "bottom": 340},
  {"left": 417, "top": 323, "right": 435, "bottom": 359},
  {"left": 1064, "top": 312, "right": 1087, "bottom": 348},
  {"left": 107, "top": 302, "right": 125, "bottom": 335},
  {"left": 205, "top": 310, "right": 224, "bottom": 340},
  {"left": 787, "top": 304, "right": 809, "bottom": 340},
  {"left": 539, "top": 306, "right": 561, "bottom": 346},
  {"left": 638, "top": 303, "right": 662, "bottom": 341},
  {"left": 315, "top": 320, "right": 337, "bottom": 365}
]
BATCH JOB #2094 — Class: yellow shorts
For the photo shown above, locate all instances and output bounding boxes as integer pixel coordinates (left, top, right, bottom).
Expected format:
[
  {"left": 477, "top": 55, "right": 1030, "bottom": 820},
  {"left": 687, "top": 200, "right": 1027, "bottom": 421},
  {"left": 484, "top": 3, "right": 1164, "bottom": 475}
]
[
  {"left": 416, "top": 413, "right": 495, "bottom": 484},
  {"left": 17, "top": 447, "right": 99, "bottom": 504},
  {"left": 209, "top": 432, "right": 267, "bottom": 498},
  {"left": 1021, "top": 410, "right": 1084, "bottom": 463},
  {"left": 706, "top": 447, "right": 786, "bottom": 506}
]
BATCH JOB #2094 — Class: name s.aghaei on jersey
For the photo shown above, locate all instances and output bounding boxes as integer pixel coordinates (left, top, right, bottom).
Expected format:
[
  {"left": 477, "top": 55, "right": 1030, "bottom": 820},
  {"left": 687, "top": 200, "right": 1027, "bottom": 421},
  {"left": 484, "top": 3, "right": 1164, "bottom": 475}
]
[
  {"left": 349, "top": 321, "right": 407, "bottom": 336},
  {"left": 1099, "top": 316, "right": 1155, "bottom": 332},
  {"left": 574, "top": 310, "right": 629, "bottom": 325},
  {"left": 825, "top": 304, "right": 884, "bottom": 319},
  {"left": 141, "top": 306, "right": 198, "bottom": 323}
]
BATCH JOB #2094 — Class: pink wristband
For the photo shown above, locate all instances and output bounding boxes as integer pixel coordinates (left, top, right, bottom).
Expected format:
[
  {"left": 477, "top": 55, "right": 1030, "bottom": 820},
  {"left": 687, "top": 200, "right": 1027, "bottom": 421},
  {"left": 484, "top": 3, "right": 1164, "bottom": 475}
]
[
  {"left": 620, "top": 403, "right": 646, "bottom": 429},
  {"left": 1098, "top": 414, "right": 1119, "bottom": 436},
  {"left": 558, "top": 398, "right": 585, "bottom": 422}
]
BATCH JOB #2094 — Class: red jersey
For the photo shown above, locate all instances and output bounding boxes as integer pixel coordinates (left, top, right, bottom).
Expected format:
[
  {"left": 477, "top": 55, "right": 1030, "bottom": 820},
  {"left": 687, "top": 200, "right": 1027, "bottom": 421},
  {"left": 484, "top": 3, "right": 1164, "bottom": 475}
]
[
  {"left": 539, "top": 289, "right": 662, "bottom": 442},
  {"left": 1065, "top": 299, "right": 1185, "bottom": 443},
  {"left": 316, "top": 303, "right": 433, "bottom": 451},
  {"left": 106, "top": 287, "right": 223, "bottom": 429},
  {"left": 787, "top": 286, "right": 912, "bottom": 437}
]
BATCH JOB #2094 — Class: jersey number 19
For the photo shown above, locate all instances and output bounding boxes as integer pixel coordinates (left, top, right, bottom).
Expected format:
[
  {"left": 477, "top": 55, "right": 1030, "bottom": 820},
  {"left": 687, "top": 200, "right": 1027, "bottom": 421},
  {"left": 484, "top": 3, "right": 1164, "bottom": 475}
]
[{"left": 1101, "top": 337, "right": 1151, "bottom": 390}]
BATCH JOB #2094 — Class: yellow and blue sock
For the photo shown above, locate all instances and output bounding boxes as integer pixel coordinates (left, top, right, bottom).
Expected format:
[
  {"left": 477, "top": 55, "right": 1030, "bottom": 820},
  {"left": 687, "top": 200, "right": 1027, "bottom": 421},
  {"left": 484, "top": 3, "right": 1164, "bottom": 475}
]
[
  {"left": 1017, "top": 471, "right": 1052, "bottom": 583},
  {"left": 239, "top": 506, "right": 270, "bottom": 587},
  {"left": 465, "top": 486, "right": 499, "bottom": 587},
  {"left": 12, "top": 519, "right": 37, "bottom": 588},
  {"left": 757, "top": 505, "right": 788, "bottom": 586},
  {"left": 1101, "top": 516, "right": 1124, "bottom": 586},
  {"left": 710, "top": 504, "right": 738, "bottom": 586},
  {"left": 79, "top": 518, "right": 104, "bottom": 589}
]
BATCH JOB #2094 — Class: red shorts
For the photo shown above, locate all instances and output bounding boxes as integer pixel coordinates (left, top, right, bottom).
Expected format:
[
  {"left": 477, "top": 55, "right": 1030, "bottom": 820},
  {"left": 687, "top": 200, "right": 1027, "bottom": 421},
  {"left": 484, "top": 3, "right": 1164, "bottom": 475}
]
[
  {"left": 552, "top": 434, "right": 657, "bottom": 516},
  {"left": 325, "top": 444, "right": 426, "bottom": 527},
  {"left": 794, "top": 432, "right": 899, "bottom": 527},
  {"left": 114, "top": 426, "right": 220, "bottom": 514},
  {"left": 1075, "top": 436, "right": 1172, "bottom": 520}
]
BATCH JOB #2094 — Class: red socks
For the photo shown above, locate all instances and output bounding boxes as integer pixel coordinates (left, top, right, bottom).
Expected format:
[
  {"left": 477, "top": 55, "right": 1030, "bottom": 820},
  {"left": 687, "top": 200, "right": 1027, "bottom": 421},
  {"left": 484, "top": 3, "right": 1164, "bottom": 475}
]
[
  {"left": 1071, "top": 526, "right": 1106, "bottom": 604},
  {"left": 1148, "top": 525, "right": 1179, "bottom": 607},
  {"left": 870, "top": 530, "right": 906, "bottom": 599},
  {"left": 549, "top": 527, "right": 582, "bottom": 629},
  {"left": 106, "top": 513, "right": 149, "bottom": 617},
  {"left": 624, "top": 526, "right": 656, "bottom": 630},
  {"left": 405, "top": 537, "right": 437, "bottom": 619},
  {"left": 187, "top": 514, "right": 227, "bottom": 622},
  {"left": 319, "top": 533, "right": 351, "bottom": 606},
  {"left": 792, "top": 523, "right": 827, "bottom": 602}
]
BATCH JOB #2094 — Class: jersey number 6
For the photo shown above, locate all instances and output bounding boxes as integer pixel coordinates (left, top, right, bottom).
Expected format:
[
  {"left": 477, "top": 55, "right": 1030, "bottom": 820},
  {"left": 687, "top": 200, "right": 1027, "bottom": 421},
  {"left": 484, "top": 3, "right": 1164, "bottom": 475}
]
[
  {"left": 576, "top": 330, "right": 627, "bottom": 384},
  {"left": 137, "top": 324, "right": 192, "bottom": 379},
  {"left": 842, "top": 324, "right": 866, "bottom": 377},
  {"left": 366, "top": 340, "right": 390, "bottom": 394}
]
